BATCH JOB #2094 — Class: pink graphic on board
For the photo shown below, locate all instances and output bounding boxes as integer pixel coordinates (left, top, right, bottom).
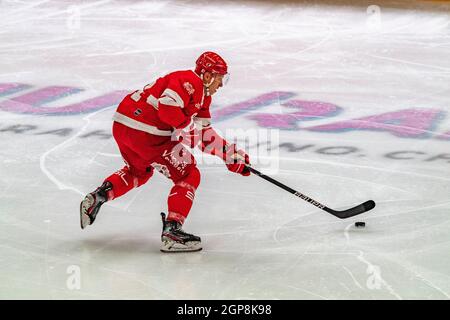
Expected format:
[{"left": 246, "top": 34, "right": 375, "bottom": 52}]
[
  {"left": 306, "top": 108, "right": 444, "bottom": 138},
  {"left": 248, "top": 100, "right": 342, "bottom": 129},
  {"left": 0, "top": 83, "right": 31, "bottom": 96},
  {"left": 10, "top": 86, "right": 82, "bottom": 106},
  {"left": 435, "top": 131, "right": 450, "bottom": 140},
  {"left": 0, "top": 83, "right": 127, "bottom": 115},
  {"left": 213, "top": 91, "right": 295, "bottom": 122},
  {"left": 0, "top": 82, "right": 447, "bottom": 142}
]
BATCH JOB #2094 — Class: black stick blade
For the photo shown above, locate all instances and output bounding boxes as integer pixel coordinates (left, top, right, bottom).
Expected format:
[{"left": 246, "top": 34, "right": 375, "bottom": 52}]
[
  {"left": 326, "top": 200, "right": 376, "bottom": 219},
  {"left": 363, "top": 200, "right": 376, "bottom": 211}
]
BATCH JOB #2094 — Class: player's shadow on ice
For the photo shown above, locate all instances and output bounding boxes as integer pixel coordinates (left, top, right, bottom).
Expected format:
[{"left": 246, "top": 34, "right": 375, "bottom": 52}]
[{"left": 79, "top": 234, "right": 163, "bottom": 255}]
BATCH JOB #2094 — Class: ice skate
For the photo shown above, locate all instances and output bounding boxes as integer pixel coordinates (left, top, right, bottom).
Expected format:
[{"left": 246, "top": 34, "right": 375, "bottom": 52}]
[
  {"left": 80, "top": 181, "right": 112, "bottom": 229},
  {"left": 160, "top": 212, "right": 202, "bottom": 252}
]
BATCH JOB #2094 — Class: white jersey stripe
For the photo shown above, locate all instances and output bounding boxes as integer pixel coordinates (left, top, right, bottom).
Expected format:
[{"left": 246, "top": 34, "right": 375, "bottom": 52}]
[
  {"left": 147, "top": 94, "right": 158, "bottom": 109},
  {"left": 113, "top": 112, "right": 173, "bottom": 136},
  {"left": 162, "top": 88, "right": 184, "bottom": 108},
  {"left": 159, "top": 96, "right": 179, "bottom": 107}
]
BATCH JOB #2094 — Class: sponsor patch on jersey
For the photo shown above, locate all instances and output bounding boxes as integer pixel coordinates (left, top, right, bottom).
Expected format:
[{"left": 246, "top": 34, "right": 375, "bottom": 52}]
[{"left": 183, "top": 82, "right": 195, "bottom": 95}]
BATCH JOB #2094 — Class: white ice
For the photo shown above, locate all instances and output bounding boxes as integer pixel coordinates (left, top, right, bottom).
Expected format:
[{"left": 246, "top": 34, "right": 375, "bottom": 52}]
[{"left": 0, "top": 0, "right": 449, "bottom": 299}]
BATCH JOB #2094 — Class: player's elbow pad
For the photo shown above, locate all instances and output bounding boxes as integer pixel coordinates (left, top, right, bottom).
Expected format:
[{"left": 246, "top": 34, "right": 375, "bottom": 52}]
[{"left": 158, "top": 103, "right": 186, "bottom": 128}]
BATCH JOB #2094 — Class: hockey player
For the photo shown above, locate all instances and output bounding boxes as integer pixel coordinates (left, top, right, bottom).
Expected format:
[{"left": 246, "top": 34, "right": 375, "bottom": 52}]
[{"left": 80, "top": 52, "right": 251, "bottom": 252}]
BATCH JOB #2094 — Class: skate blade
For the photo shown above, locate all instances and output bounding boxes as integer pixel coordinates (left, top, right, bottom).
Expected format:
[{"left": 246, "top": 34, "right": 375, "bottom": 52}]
[
  {"left": 80, "top": 194, "right": 94, "bottom": 229},
  {"left": 160, "top": 239, "right": 202, "bottom": 253}
]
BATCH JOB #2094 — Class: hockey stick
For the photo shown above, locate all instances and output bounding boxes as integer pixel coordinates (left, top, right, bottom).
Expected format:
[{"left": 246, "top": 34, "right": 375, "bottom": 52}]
[{"left": 247, "top": 167, "right": 375, "bottom": 219}]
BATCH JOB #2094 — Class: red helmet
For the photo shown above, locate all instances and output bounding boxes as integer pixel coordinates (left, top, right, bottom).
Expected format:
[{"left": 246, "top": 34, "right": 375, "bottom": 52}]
[{"left": 195, "top": 51, "right": 228, "bottom": 76}]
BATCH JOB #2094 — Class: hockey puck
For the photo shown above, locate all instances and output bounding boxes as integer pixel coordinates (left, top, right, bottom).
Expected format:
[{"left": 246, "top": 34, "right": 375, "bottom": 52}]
[{"left": 355, "top": 222, "right": 365, "bottom": 228}]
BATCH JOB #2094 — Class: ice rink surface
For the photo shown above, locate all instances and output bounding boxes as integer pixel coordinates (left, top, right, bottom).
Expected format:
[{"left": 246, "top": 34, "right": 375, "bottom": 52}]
[{"left": 0, "top": 0, "right": 449, "bottom": 299}]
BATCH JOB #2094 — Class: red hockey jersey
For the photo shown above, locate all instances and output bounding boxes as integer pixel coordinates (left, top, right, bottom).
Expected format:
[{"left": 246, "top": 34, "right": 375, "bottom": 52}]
[{"left": 113, "top": 70, "right": 212, "bottom": 136}]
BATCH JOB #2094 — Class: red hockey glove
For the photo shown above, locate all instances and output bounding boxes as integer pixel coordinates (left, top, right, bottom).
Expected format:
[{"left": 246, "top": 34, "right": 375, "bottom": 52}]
[
  {"left": 223, "top": 144, "right": 251, "bottom": 176},
  {"left": 198, "top": 127, "right": 251, "bottom": 176}
]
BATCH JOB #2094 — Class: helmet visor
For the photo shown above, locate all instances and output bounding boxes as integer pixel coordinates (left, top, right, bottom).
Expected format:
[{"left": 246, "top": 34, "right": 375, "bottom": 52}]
[{"left": 214, "top": 73, "right": 230, "bottom": 86}]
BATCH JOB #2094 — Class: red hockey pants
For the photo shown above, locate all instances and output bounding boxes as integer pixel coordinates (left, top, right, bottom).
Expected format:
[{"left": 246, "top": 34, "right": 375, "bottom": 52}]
[{"left": 104, "top": 121, "right": 200, "bottom": 224}]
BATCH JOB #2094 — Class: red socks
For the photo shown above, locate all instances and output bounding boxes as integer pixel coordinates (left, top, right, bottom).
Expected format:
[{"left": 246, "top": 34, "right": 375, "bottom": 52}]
[
  {"left": 167, "top": 167, "right": 201, "bottom": 224},
  {"left": 104, "top": 166, "right": 152, "bottom": 200}
]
